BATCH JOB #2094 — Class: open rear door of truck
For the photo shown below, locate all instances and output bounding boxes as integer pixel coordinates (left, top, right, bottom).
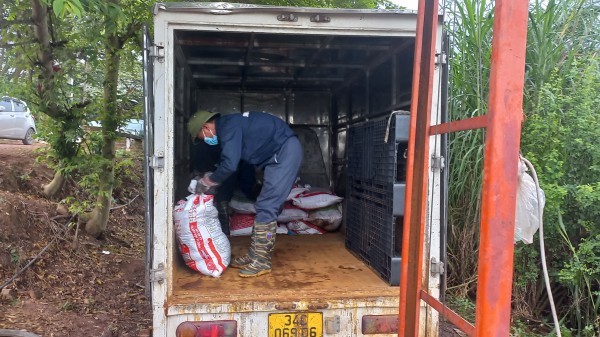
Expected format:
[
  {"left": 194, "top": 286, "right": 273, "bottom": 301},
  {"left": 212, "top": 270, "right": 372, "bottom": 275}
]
[{"left": 142, "top": 24, "right": 156, "bottom": 299}]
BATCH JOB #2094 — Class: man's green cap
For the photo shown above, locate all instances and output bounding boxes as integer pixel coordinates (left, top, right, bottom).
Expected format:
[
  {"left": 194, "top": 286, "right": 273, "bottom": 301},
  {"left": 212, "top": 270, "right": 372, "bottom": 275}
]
[{"left": 187, "top": 110, "right": 219, "bottom": 139}]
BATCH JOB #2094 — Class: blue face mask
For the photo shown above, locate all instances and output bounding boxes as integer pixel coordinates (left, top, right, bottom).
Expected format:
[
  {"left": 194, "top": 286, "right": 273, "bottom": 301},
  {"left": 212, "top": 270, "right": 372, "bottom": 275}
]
[{"left": 203, "top": 129, "right": 219, "bottom": 146}]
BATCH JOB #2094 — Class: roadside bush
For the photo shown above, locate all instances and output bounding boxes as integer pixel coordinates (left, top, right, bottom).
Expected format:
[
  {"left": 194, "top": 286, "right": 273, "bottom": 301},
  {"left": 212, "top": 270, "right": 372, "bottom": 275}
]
[{"left": 518, "top": 58, "right": 600, "bottom": 335}]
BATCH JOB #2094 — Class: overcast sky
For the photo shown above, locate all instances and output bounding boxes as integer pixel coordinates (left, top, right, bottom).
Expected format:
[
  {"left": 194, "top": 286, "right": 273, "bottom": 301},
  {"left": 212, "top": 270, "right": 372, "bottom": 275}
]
[{"left": 392, "top": 0, "right": 419, "bottom": 9}]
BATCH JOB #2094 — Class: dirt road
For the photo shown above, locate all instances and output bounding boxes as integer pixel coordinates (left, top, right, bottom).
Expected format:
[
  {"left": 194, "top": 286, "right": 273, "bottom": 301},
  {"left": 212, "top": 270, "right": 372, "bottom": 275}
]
[{"left": 0, "top": 140, "right": 151, "bottom": 336}]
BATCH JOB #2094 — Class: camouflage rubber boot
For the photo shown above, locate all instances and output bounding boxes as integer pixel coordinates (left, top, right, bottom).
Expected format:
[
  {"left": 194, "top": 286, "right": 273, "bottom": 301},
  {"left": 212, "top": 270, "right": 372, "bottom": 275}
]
[
  {"left": 217, "top": 201, "right": 230, "bottom": 235},
  {"left": 229, "top": 226, "right": 256, "bottom": 269},
  {"left": 239, "top": 221, "right": 277, "bottom": 278}
]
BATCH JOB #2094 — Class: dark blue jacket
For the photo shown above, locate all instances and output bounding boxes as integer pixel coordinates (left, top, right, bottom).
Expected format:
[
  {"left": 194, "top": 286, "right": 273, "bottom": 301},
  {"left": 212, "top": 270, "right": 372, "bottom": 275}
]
[{"left": 210, "top": 112, "right": 296, "bottom": 183}]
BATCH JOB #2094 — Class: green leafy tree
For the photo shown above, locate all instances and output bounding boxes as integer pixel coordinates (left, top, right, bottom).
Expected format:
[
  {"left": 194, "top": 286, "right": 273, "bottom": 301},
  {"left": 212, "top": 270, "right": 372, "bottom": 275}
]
[
  {"left": 29, "top": 0, "right": 93, "bottom": 197},
  {"left": 3, "top": 0, "right": 110, "bottom": 198},
  {"left": 1, "top": 0, "right": 145, "bottom": 236},
  {"left": 79, "top": 0, "right": 149, "bottom": 237}
]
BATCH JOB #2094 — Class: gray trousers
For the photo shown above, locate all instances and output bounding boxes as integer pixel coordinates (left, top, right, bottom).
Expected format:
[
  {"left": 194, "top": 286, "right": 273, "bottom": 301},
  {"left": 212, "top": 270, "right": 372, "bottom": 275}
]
[{"left": 255, "top": 136, "right": 303, "bottom": 223}]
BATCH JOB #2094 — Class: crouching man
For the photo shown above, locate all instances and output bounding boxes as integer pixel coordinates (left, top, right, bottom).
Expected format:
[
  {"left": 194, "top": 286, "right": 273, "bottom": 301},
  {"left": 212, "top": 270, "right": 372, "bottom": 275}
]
[{"left": 187, "top": 110, "right": 302, "bottom": 277}]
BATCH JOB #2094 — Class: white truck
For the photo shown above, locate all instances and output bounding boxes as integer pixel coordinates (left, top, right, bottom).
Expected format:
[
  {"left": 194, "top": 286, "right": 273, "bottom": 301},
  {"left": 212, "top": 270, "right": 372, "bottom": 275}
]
[{"left": 142, "top": 3, "right": 446, "bottom": 336}]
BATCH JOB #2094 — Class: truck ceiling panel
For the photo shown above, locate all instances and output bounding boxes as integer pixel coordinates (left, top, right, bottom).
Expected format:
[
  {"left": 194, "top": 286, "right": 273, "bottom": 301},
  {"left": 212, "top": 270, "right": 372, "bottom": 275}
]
[
  {"left": 176, "top": 31, "right": 399, "bottom": 50},
  {"left": 175, "top": 30, "right": 414, "bottom": 91}
]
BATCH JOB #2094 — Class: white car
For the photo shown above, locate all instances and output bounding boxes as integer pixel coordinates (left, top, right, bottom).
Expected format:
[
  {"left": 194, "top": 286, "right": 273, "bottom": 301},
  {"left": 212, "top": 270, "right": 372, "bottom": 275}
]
[{"left": 0, "top": 96, "right": 37, "bottom": 145}]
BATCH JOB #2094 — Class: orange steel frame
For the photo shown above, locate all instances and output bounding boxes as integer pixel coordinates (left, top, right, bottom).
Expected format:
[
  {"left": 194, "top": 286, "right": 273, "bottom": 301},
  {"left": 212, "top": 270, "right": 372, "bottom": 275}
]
[{"left": 398, "top": 0, "right": 529, "bottom": 336}]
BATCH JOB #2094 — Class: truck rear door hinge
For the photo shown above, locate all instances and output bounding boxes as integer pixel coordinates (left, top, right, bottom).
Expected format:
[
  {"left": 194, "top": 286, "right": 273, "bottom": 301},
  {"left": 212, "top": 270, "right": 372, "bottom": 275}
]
[
  {"left": 277, "top": 13, "right": 298, "bottom": 22},
  {"left": 310, "top": 14, "right": 331, "bottom": 23},
  {"left": 150, "top": 263, "right": 165, "bottom": 283},
  {"left": 149, "top": 44, "right": 165, "bottom": 62},
  {"left": 430, "top": 257, "right": 445, "bottom": 276},
  {"left": 149, "top": 152, "right": 164, "bottom": 169},
  {"left": 431, "top": 155, "right": 445, "bottom": 171},
  {"left": 435, "top": 52, "right": 447, "bottom": 65}
]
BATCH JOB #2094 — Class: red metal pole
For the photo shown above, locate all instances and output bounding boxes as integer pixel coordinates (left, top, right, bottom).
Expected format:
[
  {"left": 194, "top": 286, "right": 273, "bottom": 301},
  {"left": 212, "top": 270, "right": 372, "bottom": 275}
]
[
  {"left": 475, "top": 0, "right": 528, "bottom": 336},
  {"left": 429, "top": 115, "right": 487, "bottom": 136},
  {"left": 420, "top": 290, "right": 475, "bottom": 336},
  {"left": 398, "top": 0, "right": 439, "bottom": 335}
]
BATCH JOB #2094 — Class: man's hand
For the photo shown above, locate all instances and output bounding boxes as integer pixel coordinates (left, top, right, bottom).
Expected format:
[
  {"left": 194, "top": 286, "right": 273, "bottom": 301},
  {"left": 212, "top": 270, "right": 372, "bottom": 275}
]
[
  {"left": 196, "top": 174, "right": 214, "bottom": 194},
  {"left": 188, "top": 172, "right": 219, "bottom": 195}
]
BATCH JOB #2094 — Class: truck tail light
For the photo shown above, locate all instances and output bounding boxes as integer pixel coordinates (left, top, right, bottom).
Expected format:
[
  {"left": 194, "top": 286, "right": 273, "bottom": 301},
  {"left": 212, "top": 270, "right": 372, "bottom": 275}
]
[
  {"left": 362, "top": 315, "right": 398, "bottom": 334},
  {"left": 176, "top": 320, "right": 237, "bottom": 337}
]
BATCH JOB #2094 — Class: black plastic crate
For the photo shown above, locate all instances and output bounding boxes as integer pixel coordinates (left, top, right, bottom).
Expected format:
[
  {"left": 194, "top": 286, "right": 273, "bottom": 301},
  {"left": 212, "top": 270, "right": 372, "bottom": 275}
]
[{"left": 345, "top": 114, "right": 409, "bottom": 285}]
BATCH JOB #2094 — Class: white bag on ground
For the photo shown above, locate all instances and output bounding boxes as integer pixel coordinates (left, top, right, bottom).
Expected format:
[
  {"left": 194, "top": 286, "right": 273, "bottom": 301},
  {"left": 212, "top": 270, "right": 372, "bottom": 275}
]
[
  {"left": 277, "top": 202, "right": 308, "bottom": 223},
  {"left": 286, "top": 186, "right": 309, "bottom": 201},
  {"left": 173, "top": 194, "right": 230, "bottom": 277},
  {"left": 229, "top": 198, "right": 256, "bottom": 214},
  {"left": 277, "top": 224, "right": 289, "bottom": 234},
  {"left": 291, "top": 191, "right": 343, "bottom": 210},
  {"left": 515, "top": 160, "right": 545, "bottom": 244},
  {"left": 287, "top": 220, "right": 326, "bottom": 235},
  {"left": 229, "top": 214, "right": 290, "bottom": 236},
  {"left": 306, "top": 205, "right": 343, "bottom": 232}
]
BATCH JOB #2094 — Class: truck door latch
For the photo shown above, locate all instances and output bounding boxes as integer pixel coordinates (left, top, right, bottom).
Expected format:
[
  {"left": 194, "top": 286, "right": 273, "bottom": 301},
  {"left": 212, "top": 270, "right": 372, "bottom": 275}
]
[
  {"left": 430, "top": 257, "right": 445, "bottom": 276},
  {"left": 435, "top": 51, "right": 447, "bottom": 65},
  {"left": 431, "top": 155, "right": 445, "bottom": 171},
  {"left": 310, "top": 14, "right": 331, "bottom": 23},
  {"left": 149, "top": 152, "right": 164, "bottom": 169},
  {"left": 150, "top": 263, "right": 165, "bottom": 283},
  {"left": 277, "top": 13, "right": 298, "bottom": 22},
  {"left": 149, "top": 44, "right": 165, "bottom": 62}
]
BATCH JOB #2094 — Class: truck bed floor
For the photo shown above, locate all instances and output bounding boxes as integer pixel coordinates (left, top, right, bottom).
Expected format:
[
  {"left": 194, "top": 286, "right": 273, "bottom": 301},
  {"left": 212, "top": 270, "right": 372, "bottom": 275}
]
[{"left": 171, "top": 233, "right": 398, "bottom": 304}]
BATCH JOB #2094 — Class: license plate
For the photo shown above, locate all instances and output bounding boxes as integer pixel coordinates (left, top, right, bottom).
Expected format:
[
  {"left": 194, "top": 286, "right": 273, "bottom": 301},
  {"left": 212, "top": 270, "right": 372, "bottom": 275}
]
[{"left": 268, "top": 312, "right": 323, "bottom": 337}]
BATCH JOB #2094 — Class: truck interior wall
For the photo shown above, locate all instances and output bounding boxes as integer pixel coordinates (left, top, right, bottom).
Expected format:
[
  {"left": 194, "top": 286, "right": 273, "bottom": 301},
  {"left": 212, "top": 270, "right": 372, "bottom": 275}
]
[
  {"left": 171, "top": 29, "right": 415, "bottom": 195},
  {"left": 173, "top": 59, "right": 197, "bottom": 202},
  {"left": 330, "top": 50, "right": 414, "bottom": 195},
  {"left": 191, "top": 90, "right": 333, "bottom": 187},
  {"left": 169, "top": 28, "right": 416, "bottom": 286}
]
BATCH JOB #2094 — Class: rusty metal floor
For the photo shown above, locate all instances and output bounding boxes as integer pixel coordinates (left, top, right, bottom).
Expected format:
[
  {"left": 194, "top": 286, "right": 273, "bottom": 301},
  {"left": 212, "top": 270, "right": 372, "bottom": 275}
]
[{"left": 171, "top": 233, "right": 398, "bottom": 304}]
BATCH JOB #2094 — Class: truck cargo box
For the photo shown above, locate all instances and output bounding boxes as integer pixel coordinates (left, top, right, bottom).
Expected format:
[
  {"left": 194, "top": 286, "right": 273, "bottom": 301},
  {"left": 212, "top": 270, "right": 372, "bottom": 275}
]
[{"left": 143, "top": 3, "right": 445, "bottom": 336}]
